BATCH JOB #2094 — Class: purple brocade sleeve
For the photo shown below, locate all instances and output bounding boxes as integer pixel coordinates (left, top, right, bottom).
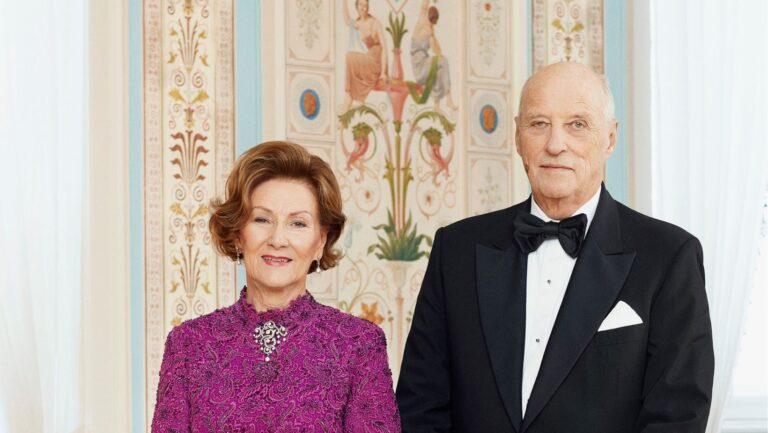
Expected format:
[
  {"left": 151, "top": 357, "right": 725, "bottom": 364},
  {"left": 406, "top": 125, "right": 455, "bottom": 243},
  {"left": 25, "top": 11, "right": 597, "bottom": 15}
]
[
  {"left": 343, "top": 325, "right": 402, "bottom": 433},
  {"left": 152, "top": 327, "right": 190, "bottom": 433}
]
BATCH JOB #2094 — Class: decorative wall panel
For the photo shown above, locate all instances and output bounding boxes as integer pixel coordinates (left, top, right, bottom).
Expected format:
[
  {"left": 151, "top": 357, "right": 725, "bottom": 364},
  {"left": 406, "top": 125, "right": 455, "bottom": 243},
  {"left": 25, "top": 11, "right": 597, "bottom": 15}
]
[
  {"left": 467, "top": 0, "right": 510, "bottom": 81},
  {"left": 287, "top": 0, "right": 334, "bottom": 65},
  {"left": 532, "top": 0, "right": 604, "bottom": 73},
  {"left": 142, "top": 0, "right": 235, "bottom": 428},
  {"left": 468, "top": 85, "right": 511, "bottom": 153},
  {"left": 287, "top": 68, "right": 335, "bottom": 140},
  {"left": 468, "top": 155, "right": 512, "bottom": 216}
]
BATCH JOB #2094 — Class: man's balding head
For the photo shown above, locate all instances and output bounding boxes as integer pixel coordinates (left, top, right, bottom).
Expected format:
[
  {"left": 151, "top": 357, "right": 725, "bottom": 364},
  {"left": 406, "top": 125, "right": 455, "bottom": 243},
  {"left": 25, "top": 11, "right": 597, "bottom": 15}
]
[
  {"left": 514, "top": 61, "right": 618, "bottom": 219},
  {"left": 519, "top": 62, "right": 616, "bottom": 124}
]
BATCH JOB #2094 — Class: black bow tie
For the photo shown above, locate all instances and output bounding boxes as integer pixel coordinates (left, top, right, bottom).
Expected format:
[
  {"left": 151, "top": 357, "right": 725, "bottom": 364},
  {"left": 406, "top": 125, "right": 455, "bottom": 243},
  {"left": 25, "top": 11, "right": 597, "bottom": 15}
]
[{"left": 513, "top": 212, "right": 588, "bottom": 258}]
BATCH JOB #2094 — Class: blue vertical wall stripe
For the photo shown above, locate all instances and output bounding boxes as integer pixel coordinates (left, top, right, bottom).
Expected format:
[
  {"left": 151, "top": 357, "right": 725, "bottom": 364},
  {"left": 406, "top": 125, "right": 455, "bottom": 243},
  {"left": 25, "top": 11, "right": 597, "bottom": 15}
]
[
  {"left": 234, "top": 0, "right": 261, "bottom": 288},
  {"left": 604, "top": 0, "right": 628, "bottom": 203},
  {"left": 129, "top": 0, "right": 144, "bottom": 431},
  {"left": 236, "top": 0, "right": 262, "bottom": 155}
]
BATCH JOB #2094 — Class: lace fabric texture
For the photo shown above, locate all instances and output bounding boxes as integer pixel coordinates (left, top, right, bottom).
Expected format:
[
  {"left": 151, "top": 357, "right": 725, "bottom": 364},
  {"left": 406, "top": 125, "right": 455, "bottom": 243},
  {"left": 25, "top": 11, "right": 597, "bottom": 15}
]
[{"left": 152, "top": 288, "right": 401, "bottom": 432}]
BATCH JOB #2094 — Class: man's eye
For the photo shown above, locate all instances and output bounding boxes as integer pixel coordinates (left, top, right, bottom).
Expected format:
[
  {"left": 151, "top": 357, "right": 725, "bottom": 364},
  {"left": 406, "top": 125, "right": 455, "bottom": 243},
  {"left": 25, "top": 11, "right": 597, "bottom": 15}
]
[
  {"left": 531, "top": 121, "right": 549, "bottom": 128},
  {"left": 571, "top": 120, "right": 587, "bottom": 129}
]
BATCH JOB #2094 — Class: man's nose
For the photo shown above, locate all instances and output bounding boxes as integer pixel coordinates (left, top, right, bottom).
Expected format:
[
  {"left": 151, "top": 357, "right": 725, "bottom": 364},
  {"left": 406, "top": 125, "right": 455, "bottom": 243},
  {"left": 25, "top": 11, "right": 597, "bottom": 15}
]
[{"left": 545, "top": 125, "right": 567, "bottom": 154}]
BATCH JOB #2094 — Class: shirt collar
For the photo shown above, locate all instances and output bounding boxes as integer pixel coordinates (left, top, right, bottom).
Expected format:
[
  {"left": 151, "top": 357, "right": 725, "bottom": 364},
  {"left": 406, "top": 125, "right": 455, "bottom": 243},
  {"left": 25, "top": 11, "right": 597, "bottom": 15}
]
[{"left": 530, "top": 187, "right": 601, "bottom": 234}]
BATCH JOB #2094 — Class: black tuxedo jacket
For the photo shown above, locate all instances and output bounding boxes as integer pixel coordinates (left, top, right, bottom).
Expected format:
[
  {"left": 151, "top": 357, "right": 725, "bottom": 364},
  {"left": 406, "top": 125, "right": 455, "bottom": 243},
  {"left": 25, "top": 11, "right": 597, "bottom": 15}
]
[{"left": 396, "top": 187, "right": 714, "bottom": 433}]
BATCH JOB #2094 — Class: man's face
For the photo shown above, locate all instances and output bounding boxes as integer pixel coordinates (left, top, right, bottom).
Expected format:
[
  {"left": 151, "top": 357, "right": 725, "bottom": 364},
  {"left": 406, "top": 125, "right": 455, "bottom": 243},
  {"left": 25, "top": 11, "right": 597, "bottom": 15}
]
[{"left": 515, "top": 63, "right": 617, "bottom": 207}]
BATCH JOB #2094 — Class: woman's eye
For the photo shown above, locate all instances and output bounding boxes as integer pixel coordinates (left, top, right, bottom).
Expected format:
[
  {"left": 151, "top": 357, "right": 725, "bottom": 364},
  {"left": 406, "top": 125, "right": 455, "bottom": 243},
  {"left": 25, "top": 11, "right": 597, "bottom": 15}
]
[
  {"left": 291, "top": 220, "right": 308, "bottom": 228},
  {"left": 254, "top": 217, "right": 270, "bottom": 223}
]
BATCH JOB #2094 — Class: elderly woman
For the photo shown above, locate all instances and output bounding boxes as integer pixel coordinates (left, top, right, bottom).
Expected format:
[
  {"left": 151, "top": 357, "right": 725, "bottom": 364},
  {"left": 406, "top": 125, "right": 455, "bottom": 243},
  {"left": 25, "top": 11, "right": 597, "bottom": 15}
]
[{"left": 151, "top": 141, "right": 401, "bottom": 432}]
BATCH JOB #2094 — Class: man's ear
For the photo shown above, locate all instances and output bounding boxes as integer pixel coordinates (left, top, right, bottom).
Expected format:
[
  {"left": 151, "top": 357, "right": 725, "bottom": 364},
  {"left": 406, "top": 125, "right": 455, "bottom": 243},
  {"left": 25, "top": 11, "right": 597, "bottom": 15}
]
[{"left": 606, "top": 120, "right": 618, "bottom": 156}]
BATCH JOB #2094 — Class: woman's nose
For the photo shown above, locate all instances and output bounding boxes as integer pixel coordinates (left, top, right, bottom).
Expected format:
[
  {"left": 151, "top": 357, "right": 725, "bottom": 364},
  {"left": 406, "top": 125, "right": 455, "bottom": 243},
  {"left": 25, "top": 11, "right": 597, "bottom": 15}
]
[{"left": 267, "top": 223, "right": 288, "bottom": 247}]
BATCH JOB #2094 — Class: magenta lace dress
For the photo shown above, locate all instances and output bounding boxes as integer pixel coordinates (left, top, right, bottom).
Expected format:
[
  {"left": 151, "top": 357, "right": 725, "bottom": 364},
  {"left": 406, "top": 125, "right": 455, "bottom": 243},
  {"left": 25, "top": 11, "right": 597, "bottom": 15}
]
[{"left": 151, "top": 289, "right": 401, "bottom": 432}]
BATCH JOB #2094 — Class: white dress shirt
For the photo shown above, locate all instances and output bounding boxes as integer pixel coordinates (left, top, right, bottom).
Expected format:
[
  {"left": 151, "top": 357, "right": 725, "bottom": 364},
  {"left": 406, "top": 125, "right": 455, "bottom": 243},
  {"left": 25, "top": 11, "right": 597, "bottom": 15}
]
[{"left": 521, "top": 189, "right": 601, "bottom": 416}]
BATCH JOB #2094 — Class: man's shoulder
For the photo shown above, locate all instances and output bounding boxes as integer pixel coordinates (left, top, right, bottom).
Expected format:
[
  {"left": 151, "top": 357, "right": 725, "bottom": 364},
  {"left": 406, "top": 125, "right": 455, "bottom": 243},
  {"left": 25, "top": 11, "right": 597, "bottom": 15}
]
[
  {"left": 436, "top": 201, "right": 526, "bottom": 246},
  {"left": 444, "top": 202, "right": 524, "bottom": 231},
  {"left": 614, "top": 201, "right": 698, "bottom": 250}
]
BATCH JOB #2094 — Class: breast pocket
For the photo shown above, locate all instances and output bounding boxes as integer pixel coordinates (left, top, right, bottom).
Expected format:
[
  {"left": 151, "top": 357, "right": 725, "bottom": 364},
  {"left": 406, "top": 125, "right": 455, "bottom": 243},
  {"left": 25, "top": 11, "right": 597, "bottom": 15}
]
[{"left": 592, "top": 324, "right": 646, "bottom": 347}]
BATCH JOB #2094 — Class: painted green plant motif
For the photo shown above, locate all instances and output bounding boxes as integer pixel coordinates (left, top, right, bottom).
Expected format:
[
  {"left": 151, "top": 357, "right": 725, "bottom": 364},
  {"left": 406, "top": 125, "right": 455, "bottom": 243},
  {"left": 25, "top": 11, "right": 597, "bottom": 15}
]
[
  {"left": 422, "top": 127, "right": 443, "bottom": 146},
  {"left": 367, "top": 210, "right": 433, "bottom": 261},
  {"left": 386, "top": 12, "right": 407, "bottom": 49},
  {"left": 352, "top": 122, "right": 373, "bottom": 139}
]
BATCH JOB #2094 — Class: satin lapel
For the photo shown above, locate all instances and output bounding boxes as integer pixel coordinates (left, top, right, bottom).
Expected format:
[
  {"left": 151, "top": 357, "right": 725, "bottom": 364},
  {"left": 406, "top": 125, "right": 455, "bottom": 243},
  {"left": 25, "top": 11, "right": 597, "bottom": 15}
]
[
  {"left": 521, "top": 188, "right": 636, "bottom": 431},
  {"left": 476, "top": 242, "right": 526, "bottom": 432}
]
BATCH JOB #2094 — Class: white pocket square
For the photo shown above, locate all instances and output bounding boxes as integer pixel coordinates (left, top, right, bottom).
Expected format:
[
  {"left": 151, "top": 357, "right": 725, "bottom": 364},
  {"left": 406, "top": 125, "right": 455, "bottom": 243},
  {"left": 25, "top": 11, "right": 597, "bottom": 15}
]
[{"left": 598, "top": 301, "right": 642, "bottom": 332}]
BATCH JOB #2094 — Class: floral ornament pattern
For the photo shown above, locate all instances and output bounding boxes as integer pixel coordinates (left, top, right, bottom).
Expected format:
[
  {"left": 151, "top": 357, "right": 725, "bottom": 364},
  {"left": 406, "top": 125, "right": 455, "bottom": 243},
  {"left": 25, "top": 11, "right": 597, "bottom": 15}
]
[
  {"left": 532, "top": 0, "right": 604, "bottom": 73},
  {"left": 296, "top": 0, "right": 323, "bottom": 49},
  {"left": 474, "top": 0, "right": 502, "bottom": 66},
  {"left": 166, "top": 0, "right": 213, "bottom": 325},
  {"left": 144, "top": 0, "right": 236, "bottom": 428},
  {"left": 358, "top": 302, "right": 385, "bottom": 325}
]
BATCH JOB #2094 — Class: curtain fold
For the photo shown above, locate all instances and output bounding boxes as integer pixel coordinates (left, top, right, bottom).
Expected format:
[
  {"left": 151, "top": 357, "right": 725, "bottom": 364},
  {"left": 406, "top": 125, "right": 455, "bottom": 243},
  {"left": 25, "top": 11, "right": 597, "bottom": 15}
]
[
  {"left": 0, "top": 1, "right": 86, "bottom": 432},
  {"left": 650, "top": 0, "right": 768, "bottom": 431}
]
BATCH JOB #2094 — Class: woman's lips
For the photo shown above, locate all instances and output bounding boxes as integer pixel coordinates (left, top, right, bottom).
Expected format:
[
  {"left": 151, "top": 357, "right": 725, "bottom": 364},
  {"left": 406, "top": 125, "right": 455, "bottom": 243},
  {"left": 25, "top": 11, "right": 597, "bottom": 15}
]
[{"left": 262, "top": 255, "right": 292, "bottom": 266}]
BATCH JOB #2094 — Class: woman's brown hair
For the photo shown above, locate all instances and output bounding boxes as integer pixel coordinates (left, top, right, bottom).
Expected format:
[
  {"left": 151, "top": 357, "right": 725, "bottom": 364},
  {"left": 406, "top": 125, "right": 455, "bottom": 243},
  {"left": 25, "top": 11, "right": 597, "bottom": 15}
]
[{"left": 209, "top": 141, "right": 346, "bottom": 273}]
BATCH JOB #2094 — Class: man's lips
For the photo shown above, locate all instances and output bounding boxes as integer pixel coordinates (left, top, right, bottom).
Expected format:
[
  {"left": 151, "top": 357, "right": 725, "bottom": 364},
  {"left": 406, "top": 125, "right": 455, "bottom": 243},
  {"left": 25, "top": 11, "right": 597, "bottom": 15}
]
[
  {"left": 262, "top": 255, "right": 292, "bottom": 266},
  {"left": 541, "top": 164, "right": 572, "bottom": 170}
]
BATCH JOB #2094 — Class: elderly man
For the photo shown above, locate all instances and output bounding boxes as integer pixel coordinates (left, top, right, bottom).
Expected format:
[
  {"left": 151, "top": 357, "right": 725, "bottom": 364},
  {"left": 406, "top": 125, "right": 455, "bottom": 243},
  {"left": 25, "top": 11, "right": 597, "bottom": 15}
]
[{"left": 396, "top": 61, "right": 714, "bottom": 432}]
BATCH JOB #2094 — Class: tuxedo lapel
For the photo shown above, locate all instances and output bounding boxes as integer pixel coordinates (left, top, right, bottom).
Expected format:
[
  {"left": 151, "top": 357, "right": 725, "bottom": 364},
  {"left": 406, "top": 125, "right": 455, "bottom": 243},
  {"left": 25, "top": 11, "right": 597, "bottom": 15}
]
[
  {"left": 521, "top": 188, "right": 636, "bottom": 431},
  {"left": 476, "top": 205, "right": 529, "bottom": 433}
]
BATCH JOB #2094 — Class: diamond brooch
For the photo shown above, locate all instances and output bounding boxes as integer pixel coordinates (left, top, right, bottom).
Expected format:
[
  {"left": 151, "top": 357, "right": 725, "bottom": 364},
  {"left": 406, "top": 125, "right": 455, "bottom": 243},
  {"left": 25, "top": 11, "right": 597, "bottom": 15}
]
[{"left": 253, "top": 320, "right": 287, "bottom": 362}]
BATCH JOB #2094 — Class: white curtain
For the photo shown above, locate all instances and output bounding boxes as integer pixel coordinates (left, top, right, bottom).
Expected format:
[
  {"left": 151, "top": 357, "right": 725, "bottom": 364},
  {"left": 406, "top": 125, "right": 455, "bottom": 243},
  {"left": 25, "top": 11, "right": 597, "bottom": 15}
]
[
  {"left": 650, "top": 0, "right": 768, "bottom": 431},
  {"left": 0, "top": 1, "right": 86, "bottom": 432}
]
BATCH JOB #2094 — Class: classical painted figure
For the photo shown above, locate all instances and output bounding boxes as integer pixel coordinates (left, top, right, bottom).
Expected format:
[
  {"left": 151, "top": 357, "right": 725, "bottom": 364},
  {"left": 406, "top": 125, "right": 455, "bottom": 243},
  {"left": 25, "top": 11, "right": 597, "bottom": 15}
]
[
  {"left": 410, "top": 0, "right": 457, "bottom": 112},
  {"left": 342, "top": 0, "right": 389, "bottom": 111}
]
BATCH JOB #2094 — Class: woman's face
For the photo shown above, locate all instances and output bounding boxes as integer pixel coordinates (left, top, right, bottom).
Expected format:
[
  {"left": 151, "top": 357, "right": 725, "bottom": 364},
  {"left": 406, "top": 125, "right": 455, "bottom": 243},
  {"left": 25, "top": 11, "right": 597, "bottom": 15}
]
[
  {"left": 356, "top": 0, "right": 369, "bottom": 17},
  {"left": 237, "top": 178, "right": 327, "bottom": 294}
]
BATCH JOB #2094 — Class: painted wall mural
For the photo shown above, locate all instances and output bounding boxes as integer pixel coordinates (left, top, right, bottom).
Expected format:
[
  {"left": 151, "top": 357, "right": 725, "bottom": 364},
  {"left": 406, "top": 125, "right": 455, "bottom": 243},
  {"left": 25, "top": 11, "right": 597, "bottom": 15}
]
[
  {"left": 280, "top": 0, "right": 521, "bottom": 380},
  {"left": 331, "top": 0, "right": 464, "bottom": 375},
  {"left": 143, "top": 0, "right": 235, "bottom": 429}
]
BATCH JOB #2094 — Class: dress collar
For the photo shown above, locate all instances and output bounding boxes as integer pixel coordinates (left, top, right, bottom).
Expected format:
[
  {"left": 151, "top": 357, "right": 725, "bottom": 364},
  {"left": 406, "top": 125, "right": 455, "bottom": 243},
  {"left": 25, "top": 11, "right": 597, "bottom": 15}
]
[{"left": 234, "top": 287, "right": 317, "bottom": 327}]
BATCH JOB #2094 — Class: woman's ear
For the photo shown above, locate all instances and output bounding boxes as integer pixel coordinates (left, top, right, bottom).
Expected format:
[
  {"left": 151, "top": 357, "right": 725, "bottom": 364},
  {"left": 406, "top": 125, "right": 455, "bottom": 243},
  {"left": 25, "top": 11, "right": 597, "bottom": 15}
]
[{"left": 317, "top": 230, "right": 328, "bottom": 257}]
